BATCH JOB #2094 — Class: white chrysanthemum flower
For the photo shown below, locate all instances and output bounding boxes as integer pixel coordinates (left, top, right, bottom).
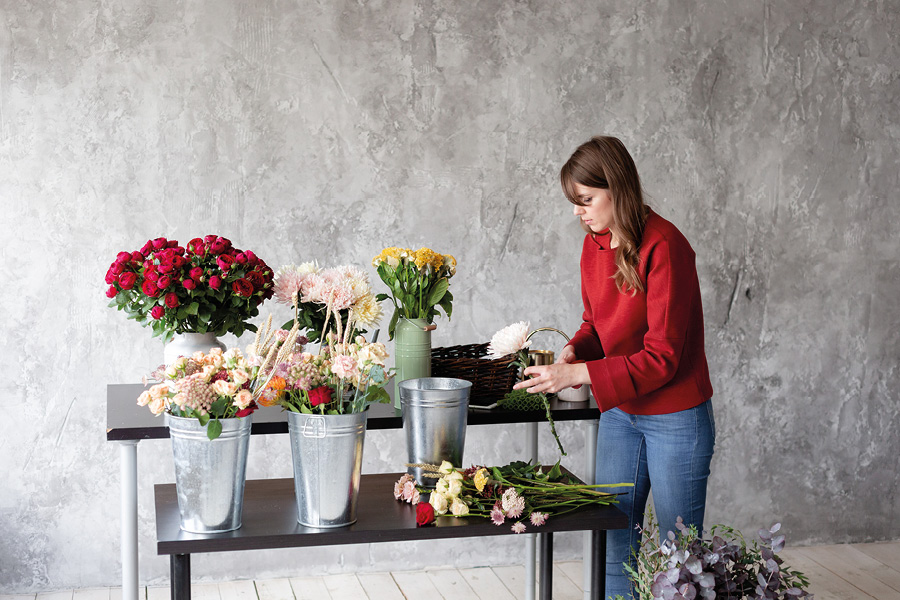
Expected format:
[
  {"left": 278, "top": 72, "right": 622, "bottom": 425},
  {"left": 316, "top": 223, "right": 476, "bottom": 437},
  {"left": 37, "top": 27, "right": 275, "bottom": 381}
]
[
  {"left": 487, "top": 321, "right": 531, "bottom": 359},
  {"left": 350, "top": 294, "right": 383, "bottom": 327},
  {"left": 273, "top": 265, "right": 310, "bottom": 306}
]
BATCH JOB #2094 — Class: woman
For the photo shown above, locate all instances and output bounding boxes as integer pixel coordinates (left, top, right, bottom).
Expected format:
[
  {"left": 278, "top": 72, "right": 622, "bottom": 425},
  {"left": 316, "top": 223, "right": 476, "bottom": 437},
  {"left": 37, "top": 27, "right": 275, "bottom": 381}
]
[{"left": 513, "top": 135, "right": 715, "bottom": 599}]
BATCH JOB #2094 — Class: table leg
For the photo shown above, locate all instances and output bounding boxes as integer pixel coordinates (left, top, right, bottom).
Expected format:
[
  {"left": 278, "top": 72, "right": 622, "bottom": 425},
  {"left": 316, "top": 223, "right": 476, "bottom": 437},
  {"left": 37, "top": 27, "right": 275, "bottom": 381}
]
[
  {"left": 171, "top": 554, "right": 191, "bottom": 600},
  {"left": 525, "top": 421, "right": 539, "bottom": 600},
  {"left": 119, "top": 440, "right": 139, "bottom": 600},
  {"left": 539, "top": 531, "right": 553, "bottom": 600},
  {"left": 583, "top": 419, "right": 599, "bottom": 600},
  {"left": 590, "top": 530, "right": 606, "bottom": 600}
]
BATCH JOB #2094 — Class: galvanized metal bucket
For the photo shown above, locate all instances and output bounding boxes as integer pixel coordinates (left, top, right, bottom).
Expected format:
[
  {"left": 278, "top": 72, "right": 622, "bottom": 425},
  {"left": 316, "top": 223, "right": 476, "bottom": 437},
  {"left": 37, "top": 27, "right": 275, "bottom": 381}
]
[
  {"left": 287, "top": 410, "right": 367, "bottom": 528},
  {"left": 167, "top": 413, "right": 252, "bottom": 534},
  {"left": 399, "top": 377, "right": 471, "bottom": 486}
]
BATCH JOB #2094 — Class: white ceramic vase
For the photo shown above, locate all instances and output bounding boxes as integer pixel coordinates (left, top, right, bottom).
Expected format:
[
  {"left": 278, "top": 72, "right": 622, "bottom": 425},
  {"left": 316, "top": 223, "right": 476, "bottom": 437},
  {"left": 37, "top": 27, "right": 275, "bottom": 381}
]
[{"left": 164, "top": 332, "right": 226, "bottom": 365}]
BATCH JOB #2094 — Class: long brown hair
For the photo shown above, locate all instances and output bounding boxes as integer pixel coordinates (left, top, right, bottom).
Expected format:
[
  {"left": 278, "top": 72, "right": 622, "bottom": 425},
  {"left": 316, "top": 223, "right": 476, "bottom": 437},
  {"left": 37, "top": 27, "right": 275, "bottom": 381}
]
[{"left": 560, "top": 136, "right": 649, "bottom": 293}]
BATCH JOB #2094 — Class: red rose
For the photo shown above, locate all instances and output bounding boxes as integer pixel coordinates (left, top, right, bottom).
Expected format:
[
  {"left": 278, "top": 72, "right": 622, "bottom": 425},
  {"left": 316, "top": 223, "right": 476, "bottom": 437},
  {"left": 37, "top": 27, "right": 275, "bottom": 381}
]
[
  {"left": 106, "top": 285, "right": 118, "bottom": 298},
  {"left": 151, "top": 237, "right": 168, "bottom": 250},
  {"left": 105, "top": 266, "right": 117, "bottom": 285},
  {"left": 116, "top": 251, "right": 132, "bottom": 264},
  {"left": 416, "top": 503, "right": 435, "bottom": 527},
  {"left": 131, "top": 251, "right": 144, "bottom": 263},
  {"left": 308, "top": 386, "right": 333, "bottom": 407},
  {"left": 109, "top": 262, "right": 124, "bottom": 276},
  {"left": 247, "top": 271, "right": 265, "bottom": 290},
  {"left": 235, "top": 252, "right": 248, "bottom": 264},
  {"left": 236, "top": 403, "right": 258, "bottom": 418},
  {"left": 150, "top": 305, "right": 165, "bottom": 320},
  {"left": 187, "top": 238, "right": 205, "bottom": 256},
  {"left": 166, "top": 240, "right": 178, "bottom": 249},
  {"left": 158, "top": 261, "right": 175, "bottom": 274},
  {"left": 232, "top": 278, "right": 253, "bottom": 297},
  {"left": 141, "top": 280, "right": 160, "bottom": 297},
  {"left": 217, "top": 254, "right": 235, "bottom": 271},
  {"left": 145, "top": 268, "right": 159, "bottom": 282},
  {"left": 204, "top": 234, "right": 217, "bottom": 244},
  {"left": 210, "top": 237, "right": 231, "bottom": 255},
  {"left": 118, "top": 272, "right": 137, "bottom": 290},
  {"left": 156, "top": 275, "right": 172, "bottom": 289},
  {"left": 189, "top": 267, "right": 204, "bottom": 281},
  {"left": 182, "top": 279, "right": 197, "bottom": 290},
  {"left": 171, "top": 255, "right": 186, "bottom": 269},
  {"left": 140, "top": 241, "right": 153, "bottom": 256},
  {"left": 209, "top": 275, "right": 223, "bottom": 290},
  {"left": 244, "top": 250, "right": 257, "bottom": 264},
  {"left": 165, "top": 292, "right": 179, "bottom": 308}
]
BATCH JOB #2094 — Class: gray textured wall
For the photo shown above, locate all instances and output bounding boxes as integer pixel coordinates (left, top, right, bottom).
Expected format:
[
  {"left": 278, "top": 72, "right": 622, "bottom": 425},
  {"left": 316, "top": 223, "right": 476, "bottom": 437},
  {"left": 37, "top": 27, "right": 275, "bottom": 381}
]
[{"left": 1, "top": 0, "right": 898, "bottom": 591}]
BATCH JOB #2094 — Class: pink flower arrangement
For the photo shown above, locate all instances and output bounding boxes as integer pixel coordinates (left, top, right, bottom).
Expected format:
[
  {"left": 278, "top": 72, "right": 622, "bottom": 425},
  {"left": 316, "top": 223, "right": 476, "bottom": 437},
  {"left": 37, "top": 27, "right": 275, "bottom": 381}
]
[
  {"left": 105, "top": 235, "right": 274, "bottom": 342},
  {"left": 139, "top": 347, "right": 269, "bottom": 440}
]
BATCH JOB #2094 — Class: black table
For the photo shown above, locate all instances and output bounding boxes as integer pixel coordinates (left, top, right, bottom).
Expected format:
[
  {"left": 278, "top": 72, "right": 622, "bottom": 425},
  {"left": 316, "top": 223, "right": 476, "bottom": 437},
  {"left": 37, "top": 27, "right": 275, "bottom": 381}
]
[
  {"left": 107, "top": 383, "right": 602, "bottom": 600},
  {"left": 155, "top": 473, "right": 627, "bottom": 600}
]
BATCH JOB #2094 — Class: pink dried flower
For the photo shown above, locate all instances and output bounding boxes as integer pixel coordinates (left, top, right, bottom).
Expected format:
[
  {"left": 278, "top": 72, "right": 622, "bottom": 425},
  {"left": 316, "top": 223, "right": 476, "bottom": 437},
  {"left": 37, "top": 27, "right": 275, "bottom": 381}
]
[
  {"left": 511, "top": 522, "right": 527, "bottom": 534},
  {"left": 506, "top": 496, "right": 525, "bottom": 519},
  {"left": 530, "top": 512, "right": 548, "bottom": 526},
  {"left": 490, "top": 503, "right": 505, "bottom": 526},
  {"left": 410, "top": 488, "right": 421, "bottom": 505}
]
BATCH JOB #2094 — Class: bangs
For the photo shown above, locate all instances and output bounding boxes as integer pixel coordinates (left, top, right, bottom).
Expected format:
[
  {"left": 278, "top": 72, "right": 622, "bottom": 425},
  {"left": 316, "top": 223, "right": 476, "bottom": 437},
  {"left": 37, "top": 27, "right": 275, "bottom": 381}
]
[{"left": 560, "top": 161, "right": 608, "bottom": 206}]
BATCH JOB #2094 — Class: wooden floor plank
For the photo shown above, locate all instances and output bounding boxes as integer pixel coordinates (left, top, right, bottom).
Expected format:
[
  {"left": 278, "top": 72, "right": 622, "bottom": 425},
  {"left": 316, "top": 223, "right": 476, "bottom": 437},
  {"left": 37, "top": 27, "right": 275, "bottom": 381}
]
[
  {"left": 392, "top": 571, "right": 441, "bottom": 598},
  {"left": 490, "top": 565, "right": 527, "bottom": 600},
  {"left": 146, "top": 587, "right": 169, "bottom": 600},
  {"left": 254, "top": 579, "right": 293, "bottom": 600},
  {"left": 72, "top": 589, "right": 109, "bottom": 600},
  {"left": 556, "top": 561, "right": 585, "bottom": 592},
  {"left": 856, "top": 541, "right": 900, "bottom": 572},
  {"left": 781, "top": 548, "right": 877, "bottom": 600},
  {"left": 799, "top": 545, "right": 900, "bottom": 598},
  {"left": 356, "top": 573, "right": 404, "bottom": 600},
  {"left": 535, "top": 564, "right": 582, "bottom": 600},
  {"left": 191, "top": 584, "right": 221, "bottom": 600},
  {"left": 457, "top": 567, "right": 517, "bottom": 600},
  {"left": 218, "top": 581, "right": 258, "bottom": 600},
  {"left": 36, "top": 592, "right": 73, "bottom": 600},
  {"left": 108, "top": 589, "right": 121, "bottom": 600},
  {"left": 425, "top": 568, "right": 480, "bottom": 600},
  {"left": 321, "top": 575, "right": 367, "bottom": 600},
  {"left": 287, "top": 577, "right": 331, "bottom": 600},
  {"left": 1, "top": 595, "right": 38, "bottom": 600}
]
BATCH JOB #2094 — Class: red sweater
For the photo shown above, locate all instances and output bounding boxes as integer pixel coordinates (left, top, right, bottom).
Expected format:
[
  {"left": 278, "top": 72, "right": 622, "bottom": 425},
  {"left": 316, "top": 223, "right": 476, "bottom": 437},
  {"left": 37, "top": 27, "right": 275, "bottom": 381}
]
[{"left": 568, "top": 210, "right": 713, "bottom": 415}]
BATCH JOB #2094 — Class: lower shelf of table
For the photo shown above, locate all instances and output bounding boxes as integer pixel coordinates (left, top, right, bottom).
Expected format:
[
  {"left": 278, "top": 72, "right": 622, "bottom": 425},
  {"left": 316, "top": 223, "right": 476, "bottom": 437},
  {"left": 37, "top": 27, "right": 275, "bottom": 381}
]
[{"left": 155, "top": 473, "right": 628, "bottom": 556}]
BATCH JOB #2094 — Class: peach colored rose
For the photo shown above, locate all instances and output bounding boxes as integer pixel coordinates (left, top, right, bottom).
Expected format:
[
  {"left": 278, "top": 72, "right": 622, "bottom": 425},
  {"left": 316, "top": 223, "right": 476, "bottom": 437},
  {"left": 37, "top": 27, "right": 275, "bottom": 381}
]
[
  {"left": 148, "top": 396, "right": 166, "bottom": 415},
  {"left": 231, "top": 370, "right": 250, "bottom": 387},
  {"left": 212, "top": 379, "right": 237, "bottom": 397},
  {"left": 137, "top": 391, "right": 151, "bottom": 407},
  {"left": 234, "top": 389, "right": 252, "bottom": 409}
]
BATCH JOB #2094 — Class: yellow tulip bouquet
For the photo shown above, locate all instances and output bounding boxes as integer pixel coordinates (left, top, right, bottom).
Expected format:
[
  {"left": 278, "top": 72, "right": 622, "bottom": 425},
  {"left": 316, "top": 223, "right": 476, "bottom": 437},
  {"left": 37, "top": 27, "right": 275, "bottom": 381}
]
[{"left": 371, "top": 247, "right": 456, "bottom": 339}]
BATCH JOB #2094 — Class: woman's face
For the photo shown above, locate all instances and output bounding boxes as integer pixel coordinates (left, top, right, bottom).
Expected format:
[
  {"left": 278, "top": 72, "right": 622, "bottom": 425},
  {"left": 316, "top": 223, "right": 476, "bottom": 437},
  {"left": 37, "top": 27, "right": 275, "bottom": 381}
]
[{"left": 571, "top": 183, "right": 614, "bottom": 233}]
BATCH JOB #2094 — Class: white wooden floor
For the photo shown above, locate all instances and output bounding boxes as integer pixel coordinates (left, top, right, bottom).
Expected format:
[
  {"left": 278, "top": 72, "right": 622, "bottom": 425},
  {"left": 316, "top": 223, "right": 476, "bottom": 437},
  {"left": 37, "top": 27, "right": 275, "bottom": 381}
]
[{"left": 3, "top": 542, "right": 900, "bottom": 600}]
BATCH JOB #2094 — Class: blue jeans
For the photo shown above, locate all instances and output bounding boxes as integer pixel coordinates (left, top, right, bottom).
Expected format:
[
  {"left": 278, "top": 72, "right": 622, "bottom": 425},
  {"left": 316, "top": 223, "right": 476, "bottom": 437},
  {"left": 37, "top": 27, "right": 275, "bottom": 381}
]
[{"left": 595, "top": 401, "right": 716, "bottom": 600}]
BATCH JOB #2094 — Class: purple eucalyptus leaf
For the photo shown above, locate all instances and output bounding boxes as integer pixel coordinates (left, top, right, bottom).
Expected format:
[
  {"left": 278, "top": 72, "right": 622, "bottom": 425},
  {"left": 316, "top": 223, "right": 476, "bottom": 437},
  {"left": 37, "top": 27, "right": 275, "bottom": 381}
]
[
  {"left": 770, "top": 523, "right": 781, "bottom": 534},
  {"left": 772, "top": 535, "right": 786, "bottom": 552},
  {"left": 696, "top": 573, "right": 715, "bottom": 588},
  {"left": 758, "top": 573, "right": 768, "bottom": 588},
  {"left": 758, "top": 528, "right": 773, "bottom": 541},
  {"left": 678, "top": 582, "right": 697, "bottom": 600},
  {"left": 786, "top": 588, "right": 803, "bottom": 596},
  {"left": 685, "top": 556, "right": 703, "bottom": 575},
  {"left": 766, "top": 558, "right": 779, "bottom": 572},
  {"left": 667, "top": 567, "right": 681, "bottom": 584}
]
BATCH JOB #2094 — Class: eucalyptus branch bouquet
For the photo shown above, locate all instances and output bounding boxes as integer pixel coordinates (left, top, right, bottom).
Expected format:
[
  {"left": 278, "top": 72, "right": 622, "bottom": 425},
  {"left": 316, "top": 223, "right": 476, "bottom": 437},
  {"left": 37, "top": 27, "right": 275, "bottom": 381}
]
[
  {"left": 372, "top": 246, "right": 456, "bottom": 339},
  {"left": 393, "top": 460, "right": 631, "bottom": 531},
  {"left": 488, "top": 321, "right": 565, "bottom": 455},
  {"left": 618, "top": 511, "right": 813, "bottom": 600}
]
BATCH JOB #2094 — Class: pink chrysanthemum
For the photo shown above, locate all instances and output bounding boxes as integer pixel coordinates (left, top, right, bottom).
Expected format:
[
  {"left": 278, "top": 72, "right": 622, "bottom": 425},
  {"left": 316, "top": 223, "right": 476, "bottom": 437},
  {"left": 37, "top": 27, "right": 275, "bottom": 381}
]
[
  {"left": 273, "top": 265, "right": 307, "bottom": 306},
  {"left": 402, "top": 480, "right": 416, "bottom": 503},
  {"left": 506, "top": 496, "right": 526, "bottom": 519},
  {"left": 511, "top": 522, "right": 527, "bottom": 534},
  {"left": 530, "top": 512, "right": 548, "bottom": 526}
]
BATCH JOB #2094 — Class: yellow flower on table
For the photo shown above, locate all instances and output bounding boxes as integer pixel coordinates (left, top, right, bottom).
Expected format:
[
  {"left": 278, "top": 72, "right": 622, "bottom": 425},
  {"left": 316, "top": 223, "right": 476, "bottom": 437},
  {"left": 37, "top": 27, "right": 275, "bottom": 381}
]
[{"left": 473, "top": 468, "right": 489, "bottom": 492}]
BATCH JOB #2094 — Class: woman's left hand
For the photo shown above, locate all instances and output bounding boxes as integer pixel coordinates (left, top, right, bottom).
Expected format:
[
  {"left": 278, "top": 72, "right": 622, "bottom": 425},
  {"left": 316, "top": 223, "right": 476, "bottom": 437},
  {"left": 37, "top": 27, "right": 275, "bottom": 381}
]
[{"left": 513, "top": 363, "right": 590, "bottom": 395}]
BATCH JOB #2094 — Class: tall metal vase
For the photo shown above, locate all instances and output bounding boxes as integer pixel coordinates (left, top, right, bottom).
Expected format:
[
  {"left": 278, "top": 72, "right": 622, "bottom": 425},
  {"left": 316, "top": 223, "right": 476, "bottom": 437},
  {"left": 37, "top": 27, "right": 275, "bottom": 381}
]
[
  {"left": 393, "top": 318, "right": 433, "bottom": 408},
  {"left": 167, "top": 413, "right": 252, "bottom": 533},
  {"left": 287, "top": 410, "right": 367, "bottom": 528}
]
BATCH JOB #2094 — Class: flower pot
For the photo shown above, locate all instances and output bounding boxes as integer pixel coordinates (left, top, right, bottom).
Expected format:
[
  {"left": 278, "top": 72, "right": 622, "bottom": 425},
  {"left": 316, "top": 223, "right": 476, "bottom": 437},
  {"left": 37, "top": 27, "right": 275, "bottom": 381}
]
[
  {"left": 393, "top": 318, "right": 433, "bottom": 408},
  {"left": 164, "top": 332, "right": 226, "bottom": 365},
  {"left": 399, "top": 377, "right": 471, "bottom": 486},
  {"left": 287, "top": 410, "right": 367, "bottom": 528},
  {"left": 167, "top": 413, "right": 252, "bottom": 533}
]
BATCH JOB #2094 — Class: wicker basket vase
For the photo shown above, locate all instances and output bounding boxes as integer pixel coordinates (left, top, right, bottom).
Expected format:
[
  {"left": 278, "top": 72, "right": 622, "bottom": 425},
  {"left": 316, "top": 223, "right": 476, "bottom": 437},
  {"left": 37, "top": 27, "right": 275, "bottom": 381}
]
[{"left": 430, "top": 343, "right": 518, "bottom": 406}]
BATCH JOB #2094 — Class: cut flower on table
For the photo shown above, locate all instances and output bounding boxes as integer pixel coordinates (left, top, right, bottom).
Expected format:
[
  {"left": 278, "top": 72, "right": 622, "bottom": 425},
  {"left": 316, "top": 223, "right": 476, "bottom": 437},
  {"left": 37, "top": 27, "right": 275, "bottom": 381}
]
[{"left": 392, "top": 460, "right": 632, "bottom": 534}]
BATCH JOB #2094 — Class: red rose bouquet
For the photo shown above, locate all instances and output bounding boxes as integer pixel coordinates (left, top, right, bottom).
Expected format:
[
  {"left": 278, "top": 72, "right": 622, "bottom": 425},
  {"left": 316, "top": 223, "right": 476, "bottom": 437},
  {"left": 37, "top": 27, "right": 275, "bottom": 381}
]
[{"left": 105, "top": 235, "right": 274, "bottom": 342}]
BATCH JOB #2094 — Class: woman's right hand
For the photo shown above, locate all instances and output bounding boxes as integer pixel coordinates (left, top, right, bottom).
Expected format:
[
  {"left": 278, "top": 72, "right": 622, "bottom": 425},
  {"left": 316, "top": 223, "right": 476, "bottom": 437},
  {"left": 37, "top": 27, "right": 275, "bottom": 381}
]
[{"left": 557, "top": 345, "right": 577, "bottom": 364}]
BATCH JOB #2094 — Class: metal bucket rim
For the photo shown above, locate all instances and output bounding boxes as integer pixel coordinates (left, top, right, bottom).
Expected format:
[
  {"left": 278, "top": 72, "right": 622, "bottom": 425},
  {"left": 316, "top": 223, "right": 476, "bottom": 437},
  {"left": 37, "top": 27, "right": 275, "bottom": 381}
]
[{"left": 399, "top": 377, "right": 473, "bottom": 391}]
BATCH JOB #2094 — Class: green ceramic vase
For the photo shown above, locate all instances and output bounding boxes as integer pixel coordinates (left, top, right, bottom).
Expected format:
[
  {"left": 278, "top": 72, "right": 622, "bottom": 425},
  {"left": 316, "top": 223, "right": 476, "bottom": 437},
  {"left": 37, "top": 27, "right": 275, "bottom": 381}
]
[{"left": 393, "top": 318, "right": 433, "bottom": 408}]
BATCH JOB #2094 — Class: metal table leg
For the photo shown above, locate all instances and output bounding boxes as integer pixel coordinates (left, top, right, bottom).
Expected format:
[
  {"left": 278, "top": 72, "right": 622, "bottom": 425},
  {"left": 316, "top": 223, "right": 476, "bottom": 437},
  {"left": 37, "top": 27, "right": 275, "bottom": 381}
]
[
  {"left": 539, "top": 531, "right": 553, "bottom": 600},
  {"left": 583, "top": 419, "right": 599, "bottom": 599},
  {"left": 525, "top": 421, "right": 539, "bottom": 600},
  {"left": 590, "top": 530, "right": 607, "bottom": 600},
  {"left": 119, "top": 440, "right": 139, "bottom": 600},
  {"left": 171, "top": 554, "right": 191, "bottom": 600}
]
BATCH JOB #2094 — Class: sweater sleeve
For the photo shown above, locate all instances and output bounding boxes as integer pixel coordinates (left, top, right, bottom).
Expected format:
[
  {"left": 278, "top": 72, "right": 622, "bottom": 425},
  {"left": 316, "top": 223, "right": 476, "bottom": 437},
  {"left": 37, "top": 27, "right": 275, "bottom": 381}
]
[{"left": 588, "top": 236, "right": 695, "bottom": 411}]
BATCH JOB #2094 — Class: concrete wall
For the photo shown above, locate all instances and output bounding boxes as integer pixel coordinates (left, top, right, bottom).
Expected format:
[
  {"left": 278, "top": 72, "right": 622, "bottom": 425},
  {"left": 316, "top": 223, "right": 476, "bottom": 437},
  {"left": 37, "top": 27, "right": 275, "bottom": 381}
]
[{"left": 1, "top": 0, "right": 898, "bottom": 591}]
